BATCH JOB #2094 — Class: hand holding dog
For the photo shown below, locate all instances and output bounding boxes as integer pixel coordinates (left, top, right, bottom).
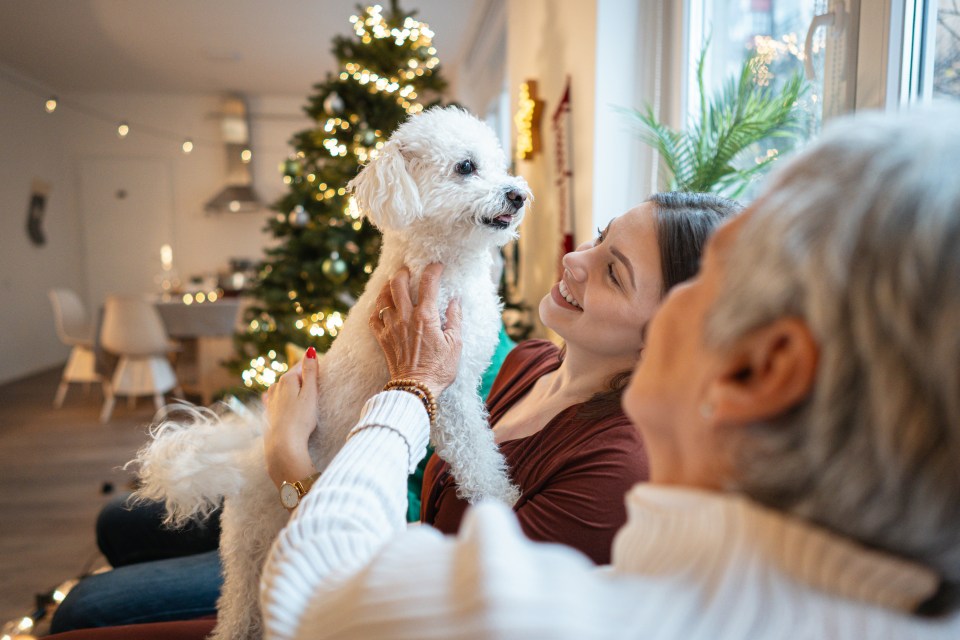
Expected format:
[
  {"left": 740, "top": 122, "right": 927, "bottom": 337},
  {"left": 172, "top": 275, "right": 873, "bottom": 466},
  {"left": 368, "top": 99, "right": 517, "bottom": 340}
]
[
  {"left": 371, "top": 263, "right": 463, "bottom": 399},
  {"left": 264, "top": 348, "right": 320, "bottom": 489}
]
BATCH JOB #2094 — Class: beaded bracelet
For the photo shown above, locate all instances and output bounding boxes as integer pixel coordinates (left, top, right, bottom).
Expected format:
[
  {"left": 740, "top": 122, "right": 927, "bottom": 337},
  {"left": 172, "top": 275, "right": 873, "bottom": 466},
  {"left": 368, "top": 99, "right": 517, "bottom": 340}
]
[
  {"left": 385, "top": 385, "right": 436, "bottom": 425},
  {"left": 383, "top": 378, "right": 438, "bottom": 425}
]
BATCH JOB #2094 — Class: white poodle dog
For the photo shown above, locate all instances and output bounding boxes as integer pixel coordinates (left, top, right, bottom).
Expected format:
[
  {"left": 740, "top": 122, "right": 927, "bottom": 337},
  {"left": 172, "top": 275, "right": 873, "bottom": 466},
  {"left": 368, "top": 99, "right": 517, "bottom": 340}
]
[{"left": 134, "top": 106, "right": 531, "bottom": 640}]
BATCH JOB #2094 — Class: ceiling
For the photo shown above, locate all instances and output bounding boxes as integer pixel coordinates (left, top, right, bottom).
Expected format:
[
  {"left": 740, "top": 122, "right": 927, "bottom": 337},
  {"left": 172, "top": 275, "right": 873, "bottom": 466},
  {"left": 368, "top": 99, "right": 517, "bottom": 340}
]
[{"left": 0, "top": 0, "right": 483, "bottom": 95}]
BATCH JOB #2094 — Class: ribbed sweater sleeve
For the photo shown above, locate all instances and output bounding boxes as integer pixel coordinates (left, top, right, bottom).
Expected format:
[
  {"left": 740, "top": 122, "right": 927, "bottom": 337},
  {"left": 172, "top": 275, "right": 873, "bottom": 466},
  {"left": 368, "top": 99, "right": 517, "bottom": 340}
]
[
  {"left": 259, "top": 390, "right": 638, "bottom": 640},
  {"left": 260, "top": 390, "right": 430, "bottom": 640}
]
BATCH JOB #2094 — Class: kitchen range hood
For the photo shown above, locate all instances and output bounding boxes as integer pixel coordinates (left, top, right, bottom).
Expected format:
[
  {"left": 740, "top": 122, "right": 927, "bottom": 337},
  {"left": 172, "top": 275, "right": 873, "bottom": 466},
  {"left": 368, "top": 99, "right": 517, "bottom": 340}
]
[{"left": 205, "top": 95, "right": 262, "bottom": 213}]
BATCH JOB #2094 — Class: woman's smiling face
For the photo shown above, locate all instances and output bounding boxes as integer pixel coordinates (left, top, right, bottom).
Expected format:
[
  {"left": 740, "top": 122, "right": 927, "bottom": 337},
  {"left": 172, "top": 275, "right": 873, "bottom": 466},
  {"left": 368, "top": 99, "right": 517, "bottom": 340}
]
[{"left": 539, "top": 202, "right": 663, "bottom": 360}]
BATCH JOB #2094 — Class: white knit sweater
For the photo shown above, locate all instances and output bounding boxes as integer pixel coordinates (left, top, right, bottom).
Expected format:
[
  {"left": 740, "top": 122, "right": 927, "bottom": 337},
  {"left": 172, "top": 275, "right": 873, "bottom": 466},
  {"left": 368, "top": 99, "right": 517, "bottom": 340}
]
[{"left": 260, "top": 391, "right": 960, "bottom": 639}]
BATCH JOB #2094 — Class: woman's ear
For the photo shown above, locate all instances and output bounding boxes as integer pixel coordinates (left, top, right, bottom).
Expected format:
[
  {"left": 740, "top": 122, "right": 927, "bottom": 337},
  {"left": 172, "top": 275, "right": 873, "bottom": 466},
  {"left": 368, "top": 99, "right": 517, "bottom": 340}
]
[
  {"left": 347, "top": 140, "right": 422, "bottom": 231},
  {"left": 706, "top": 317, "right": 819, "bottom": 427}
]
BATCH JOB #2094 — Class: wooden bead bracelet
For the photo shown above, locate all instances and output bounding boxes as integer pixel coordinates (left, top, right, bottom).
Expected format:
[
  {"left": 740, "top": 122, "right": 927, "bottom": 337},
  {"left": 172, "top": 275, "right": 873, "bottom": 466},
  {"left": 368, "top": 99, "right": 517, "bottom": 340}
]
[{"left": 383, "top": 378, "right": 438, "bottom": 425}]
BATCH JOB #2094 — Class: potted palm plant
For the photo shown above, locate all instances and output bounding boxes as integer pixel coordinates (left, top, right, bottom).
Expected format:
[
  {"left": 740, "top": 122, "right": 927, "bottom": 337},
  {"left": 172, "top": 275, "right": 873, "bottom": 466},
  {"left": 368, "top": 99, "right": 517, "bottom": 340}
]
[{"left": 627, "top": 45, "right": 808, "bottom": 198}]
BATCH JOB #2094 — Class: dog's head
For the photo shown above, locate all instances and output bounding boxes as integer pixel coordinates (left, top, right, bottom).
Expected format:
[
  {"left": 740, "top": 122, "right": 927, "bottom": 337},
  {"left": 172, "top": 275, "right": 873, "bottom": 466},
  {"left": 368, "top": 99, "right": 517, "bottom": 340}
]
[{"left": 348, "top": 106, "right": 531, "bottom": 246}]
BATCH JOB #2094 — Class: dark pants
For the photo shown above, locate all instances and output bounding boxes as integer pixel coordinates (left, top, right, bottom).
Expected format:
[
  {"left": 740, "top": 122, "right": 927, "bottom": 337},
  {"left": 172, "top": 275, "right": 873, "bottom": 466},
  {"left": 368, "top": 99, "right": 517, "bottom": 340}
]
[
  {"left": 94, "top": 492, "right": 221, "bottom": 566},
  {"left": 50, "top": 493, "right": 223, "bottom": 634}
]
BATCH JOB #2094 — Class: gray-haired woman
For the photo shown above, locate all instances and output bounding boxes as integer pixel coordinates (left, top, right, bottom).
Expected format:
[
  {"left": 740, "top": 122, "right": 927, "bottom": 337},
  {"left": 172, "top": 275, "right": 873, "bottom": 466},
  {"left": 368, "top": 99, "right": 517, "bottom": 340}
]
[{"left": 260, "top": 106, "right": 960, "bottom": 639}]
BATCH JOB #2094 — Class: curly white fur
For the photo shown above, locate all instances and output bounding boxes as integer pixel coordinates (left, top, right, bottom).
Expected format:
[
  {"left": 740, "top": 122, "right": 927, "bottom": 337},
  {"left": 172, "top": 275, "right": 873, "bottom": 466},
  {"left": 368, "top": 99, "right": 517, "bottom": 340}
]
[{"left": 133, "top": 106, "right": 531, "bottom": 640}]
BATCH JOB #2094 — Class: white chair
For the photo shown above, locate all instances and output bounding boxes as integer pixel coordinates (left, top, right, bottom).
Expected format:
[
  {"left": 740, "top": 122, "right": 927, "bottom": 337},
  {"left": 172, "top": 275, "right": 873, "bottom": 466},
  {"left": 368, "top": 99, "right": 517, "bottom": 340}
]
[
  {"left": 48, "top": 288, "right": 104, "bottom": 407},
  {"left": 99, "top": 295, "right": 182, "bottom": 423}
]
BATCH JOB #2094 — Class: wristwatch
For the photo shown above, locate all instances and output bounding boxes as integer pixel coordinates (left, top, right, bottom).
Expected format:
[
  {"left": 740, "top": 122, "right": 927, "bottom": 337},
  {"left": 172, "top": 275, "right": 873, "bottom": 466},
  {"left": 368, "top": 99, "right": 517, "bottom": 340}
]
[{"left": 279, "top": 471, "right": 321, "bottom": 511}]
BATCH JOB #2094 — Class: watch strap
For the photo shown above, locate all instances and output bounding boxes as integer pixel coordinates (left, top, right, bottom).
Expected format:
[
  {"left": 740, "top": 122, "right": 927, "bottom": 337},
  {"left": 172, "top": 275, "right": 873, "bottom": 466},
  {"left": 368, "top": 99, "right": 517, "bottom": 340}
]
[{"left": 294, "top": 471, "right": 322, "bottom": 496}]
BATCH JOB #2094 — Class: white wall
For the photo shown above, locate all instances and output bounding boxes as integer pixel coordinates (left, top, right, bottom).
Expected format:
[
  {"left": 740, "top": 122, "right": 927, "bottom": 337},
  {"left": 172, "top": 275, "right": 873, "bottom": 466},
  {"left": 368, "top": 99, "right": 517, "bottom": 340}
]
[
  {"left": 506, "top": 0, "right": 598, "bottom": 337},
  {"left": 593, "top": 0, "right": 688, "bottom": 230},
  {"left": 0, "top": 68, "right": 87, "bottom": 385},
  {"left": 0, "top": 71, "right": 311, "bottom": 384},
  {"left": 492, "top": 0, "right": 688, "bottom": 337},
  {"left": 454, "top": 0, "right": 508, "bottom": 118},
  {"left": 61, "top": 92, "right": 309, "bottom": 294}
]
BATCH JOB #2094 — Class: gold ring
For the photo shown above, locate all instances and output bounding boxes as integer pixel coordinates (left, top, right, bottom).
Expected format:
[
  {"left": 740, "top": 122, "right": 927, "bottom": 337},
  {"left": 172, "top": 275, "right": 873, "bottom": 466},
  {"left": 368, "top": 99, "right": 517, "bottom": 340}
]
[{"left": 378, "top": 306, "right": 393, "bottom": 321}]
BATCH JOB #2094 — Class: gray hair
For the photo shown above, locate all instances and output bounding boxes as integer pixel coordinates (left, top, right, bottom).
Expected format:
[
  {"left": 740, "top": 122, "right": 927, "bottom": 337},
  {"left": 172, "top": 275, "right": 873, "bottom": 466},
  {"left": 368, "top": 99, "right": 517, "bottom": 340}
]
[{"left": 707, "top": 105, "right": 960, "bottom": 589}]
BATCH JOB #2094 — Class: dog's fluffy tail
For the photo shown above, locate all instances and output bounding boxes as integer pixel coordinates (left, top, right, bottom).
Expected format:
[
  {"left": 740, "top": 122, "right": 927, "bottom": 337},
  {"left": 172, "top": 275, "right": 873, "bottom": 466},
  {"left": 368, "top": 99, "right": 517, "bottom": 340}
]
[{"left": 130, "top": 400, "right": 266, "bottom": 526}]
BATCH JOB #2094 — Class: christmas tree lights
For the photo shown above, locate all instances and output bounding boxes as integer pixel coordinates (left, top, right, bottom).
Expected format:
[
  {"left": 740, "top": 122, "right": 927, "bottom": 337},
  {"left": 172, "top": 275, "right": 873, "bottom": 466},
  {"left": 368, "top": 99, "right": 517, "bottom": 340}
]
[{"left": 227, "top": 1, "right": 447, "bottom": 393}]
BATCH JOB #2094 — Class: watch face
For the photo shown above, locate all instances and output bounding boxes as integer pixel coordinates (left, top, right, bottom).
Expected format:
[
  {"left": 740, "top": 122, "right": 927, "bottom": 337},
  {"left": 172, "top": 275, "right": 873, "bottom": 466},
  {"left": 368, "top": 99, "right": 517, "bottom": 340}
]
[{"left": 279, "top": 482, "right": 300, "bottom": 509}]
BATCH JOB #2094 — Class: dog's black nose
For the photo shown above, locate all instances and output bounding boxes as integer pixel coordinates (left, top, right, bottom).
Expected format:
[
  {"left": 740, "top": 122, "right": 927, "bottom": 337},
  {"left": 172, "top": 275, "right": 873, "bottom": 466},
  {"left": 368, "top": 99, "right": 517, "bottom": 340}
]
[{"left": 506, "top": 190, "right": 526, "bottom": 210}]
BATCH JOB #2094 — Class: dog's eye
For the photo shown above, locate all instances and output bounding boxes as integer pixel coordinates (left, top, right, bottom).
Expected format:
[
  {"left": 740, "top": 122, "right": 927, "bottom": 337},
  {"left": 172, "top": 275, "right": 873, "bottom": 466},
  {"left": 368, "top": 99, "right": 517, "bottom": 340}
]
[{"left": 455, "top": 160, "right": 476, "bottom": 176}]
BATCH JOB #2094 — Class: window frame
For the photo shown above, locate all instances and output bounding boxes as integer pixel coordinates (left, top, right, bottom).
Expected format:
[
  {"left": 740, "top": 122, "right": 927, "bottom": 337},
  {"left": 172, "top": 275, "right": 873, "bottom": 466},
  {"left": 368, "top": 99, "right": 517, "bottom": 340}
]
[{"left": 682, "top": 0, "right": 943, "bottom": 118}]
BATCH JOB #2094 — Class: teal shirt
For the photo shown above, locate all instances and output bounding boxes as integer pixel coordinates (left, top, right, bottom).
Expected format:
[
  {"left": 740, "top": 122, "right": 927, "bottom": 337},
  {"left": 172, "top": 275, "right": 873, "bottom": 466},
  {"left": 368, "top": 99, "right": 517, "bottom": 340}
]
[{"left": 405, "top": 324, "right": 516, "bottom": 522}]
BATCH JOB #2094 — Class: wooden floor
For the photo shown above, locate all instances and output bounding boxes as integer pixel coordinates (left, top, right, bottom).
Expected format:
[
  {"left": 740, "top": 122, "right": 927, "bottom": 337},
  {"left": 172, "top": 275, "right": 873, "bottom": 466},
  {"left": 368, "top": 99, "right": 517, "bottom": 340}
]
[{"left": 0, "top": 367, "right": 161, "bottom": 629}]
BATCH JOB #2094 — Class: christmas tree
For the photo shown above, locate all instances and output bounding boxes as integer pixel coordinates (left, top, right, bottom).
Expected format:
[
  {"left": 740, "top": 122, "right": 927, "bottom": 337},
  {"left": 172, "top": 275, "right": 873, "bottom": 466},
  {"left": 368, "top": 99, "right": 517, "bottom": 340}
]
[{"left": 230, "top": 1, "right": 447, "bottom": 393}]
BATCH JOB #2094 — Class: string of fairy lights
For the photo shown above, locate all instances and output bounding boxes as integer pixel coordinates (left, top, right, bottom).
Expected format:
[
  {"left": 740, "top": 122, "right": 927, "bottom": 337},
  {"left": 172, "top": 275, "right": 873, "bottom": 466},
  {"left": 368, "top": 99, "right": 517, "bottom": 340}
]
[
  {"left": 0, "top": 66, "right": 228, "bottom": 157},
  {"left": 2, "top": 5, "right": 445, "bottom": 166},
  {"left": 1, "top": 3, "right": 440, "bottom": 164}
]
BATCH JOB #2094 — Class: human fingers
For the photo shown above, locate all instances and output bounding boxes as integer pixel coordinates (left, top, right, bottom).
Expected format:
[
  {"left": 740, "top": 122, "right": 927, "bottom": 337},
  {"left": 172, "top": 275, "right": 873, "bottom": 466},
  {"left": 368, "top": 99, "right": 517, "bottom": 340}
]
[
  {"left": 389, "top": 267, "right": 413, "bottom": 318},
  {"left": 264, "top": 359, "right": 319, "bottom": 489},
  {"left": 371, "top": 277, "right": 396, "bottom": 327},
  {"left": 298, "top": 347, "right": 318, "bottom": 400},
  {"left": 443, "top": 298, "right": 462, "bottom": 346},
  {"left": 370, "top": 313, "right": 397, "bottom": 372},
  {"left": 374, "top": 277, "right": 395, "bottom": 313},
  {"left": 288, "top": 359, "right": 303, "bottom": 378},
  {"left": 418, "top": 263, "right": 444, "bottom": 312},
  {"left": 266, "top": 352, "right": 318, "bottom": 441},
  {"left": 274, "top": 359, "right": 304, "bottom": 398},
  {"left": 276, "top": 367, "right": 302, "bottom": 397}
]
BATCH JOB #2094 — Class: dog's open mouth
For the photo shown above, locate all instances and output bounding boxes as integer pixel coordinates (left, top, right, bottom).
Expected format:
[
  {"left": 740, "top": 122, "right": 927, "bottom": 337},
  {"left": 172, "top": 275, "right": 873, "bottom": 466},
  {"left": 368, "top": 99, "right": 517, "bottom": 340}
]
[{"left": 481, "top": 213, "right": 515, "bottom": 229}]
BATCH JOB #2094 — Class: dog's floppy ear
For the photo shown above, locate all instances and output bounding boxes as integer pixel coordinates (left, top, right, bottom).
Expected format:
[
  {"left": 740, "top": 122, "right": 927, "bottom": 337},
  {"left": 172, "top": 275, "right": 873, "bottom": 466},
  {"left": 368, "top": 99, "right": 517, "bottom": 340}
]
[{"left": 347, "top": 140, "right": 422, "bottom": 231}]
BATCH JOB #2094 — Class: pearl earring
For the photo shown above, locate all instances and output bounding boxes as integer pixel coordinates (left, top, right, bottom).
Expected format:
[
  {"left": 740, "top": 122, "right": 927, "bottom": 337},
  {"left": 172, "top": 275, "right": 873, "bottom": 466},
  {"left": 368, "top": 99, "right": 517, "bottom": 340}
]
[{"left": 699, "top": 402, "right": 714, "bottom": 419}]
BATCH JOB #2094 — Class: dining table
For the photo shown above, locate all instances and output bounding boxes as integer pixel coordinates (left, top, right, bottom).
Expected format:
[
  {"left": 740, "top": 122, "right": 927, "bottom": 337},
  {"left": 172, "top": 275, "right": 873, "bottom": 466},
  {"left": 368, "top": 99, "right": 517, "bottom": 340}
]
[
  {"left": 94, "top": 296, "right": 244, "bottom": 406},
  {"left": 153, "top": 297, "right": 243, "bottom": 405}
]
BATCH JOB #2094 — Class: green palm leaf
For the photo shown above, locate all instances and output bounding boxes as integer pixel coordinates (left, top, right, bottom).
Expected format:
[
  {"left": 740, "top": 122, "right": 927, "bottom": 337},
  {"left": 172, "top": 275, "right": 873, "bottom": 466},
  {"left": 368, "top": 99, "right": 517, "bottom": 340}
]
[{"left": 623, "top": 42, "right": 808, "bottom": 197}]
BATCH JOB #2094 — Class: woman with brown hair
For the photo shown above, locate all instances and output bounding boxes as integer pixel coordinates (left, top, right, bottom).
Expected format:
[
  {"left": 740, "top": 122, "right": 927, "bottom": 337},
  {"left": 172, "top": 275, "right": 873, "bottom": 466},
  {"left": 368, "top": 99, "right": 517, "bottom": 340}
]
[
  {"left": 266, "top": 191, "right": 738, "bottom": 568},
  {"left": 417, "top": 192, "right": 739, "bottom": 563}
]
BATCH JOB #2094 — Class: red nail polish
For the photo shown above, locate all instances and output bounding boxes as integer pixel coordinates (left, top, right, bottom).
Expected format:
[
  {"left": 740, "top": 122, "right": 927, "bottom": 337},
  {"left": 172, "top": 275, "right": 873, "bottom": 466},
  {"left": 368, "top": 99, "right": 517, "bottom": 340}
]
[{"left": 305, "top": 347, "right": 317, "bottom": 359}]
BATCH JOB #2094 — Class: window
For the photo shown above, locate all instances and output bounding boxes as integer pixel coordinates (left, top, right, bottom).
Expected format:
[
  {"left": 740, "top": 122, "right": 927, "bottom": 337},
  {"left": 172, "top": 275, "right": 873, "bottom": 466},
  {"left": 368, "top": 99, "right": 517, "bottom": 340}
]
[
  {"left": 934, "top": 1, "right": 960, "bottom": 98},
  {"left": 688, "top": 0, "right": 828, "bottom": 142},
  {"left": 685, "top": 0, "right": 845, "bottom": 198},
  {"left": 902, "top": 0, "right": 960, "bottom": 101}
]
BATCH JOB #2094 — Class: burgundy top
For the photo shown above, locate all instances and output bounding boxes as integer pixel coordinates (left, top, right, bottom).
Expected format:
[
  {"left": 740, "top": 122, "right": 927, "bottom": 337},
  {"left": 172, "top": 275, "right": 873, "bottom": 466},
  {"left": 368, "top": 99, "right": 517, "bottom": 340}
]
[
  {"left": 45, "top": 618, "right": 215, "bottom": 640},
  {"left": 421, "top": 340, "right": 649, "bottom": 565}
]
